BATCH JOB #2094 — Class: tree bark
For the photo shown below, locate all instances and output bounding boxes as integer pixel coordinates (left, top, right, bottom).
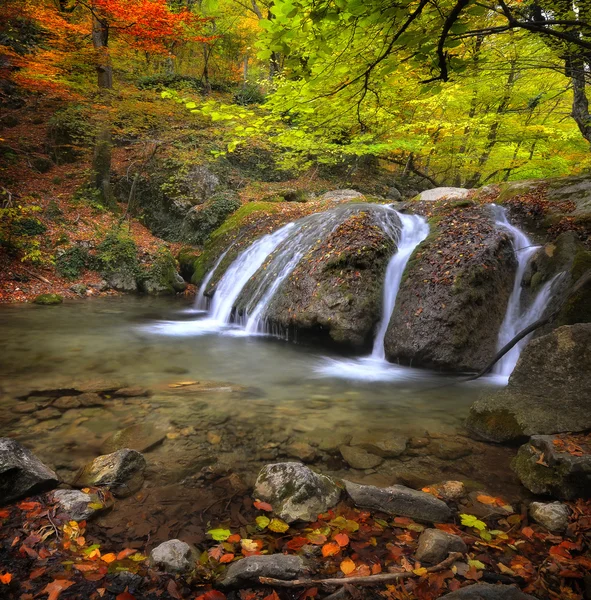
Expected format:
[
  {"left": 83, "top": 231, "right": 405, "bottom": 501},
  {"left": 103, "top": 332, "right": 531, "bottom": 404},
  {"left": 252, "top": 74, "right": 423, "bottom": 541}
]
[{"left": 568, "top": 55, "right": 591, "bottom": 143}]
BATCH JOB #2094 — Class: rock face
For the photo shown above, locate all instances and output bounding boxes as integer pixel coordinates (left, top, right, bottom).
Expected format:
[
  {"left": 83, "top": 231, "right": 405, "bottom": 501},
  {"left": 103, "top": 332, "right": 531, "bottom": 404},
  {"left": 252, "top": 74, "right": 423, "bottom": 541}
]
[
  {"left": 344, "top": 481, "right": 452, "bottom": 523},
  {"left": 260, "top": 208, "right": 398, "bottom": 347},
  {"left": 149, "top": 540, "right": 195, "bottom": 573},
  {"left": 253, "top": 463, "right": 341, "bottom": 523},
  {"left": 512, "top": 436, "right": 591, "bottom": 500},
  {"left": 0, "top": 439, "right": 59, "bottom": 505},
  {"left": 415, "top": 529, "right": 467, "bottom": 564},
  {"left": 418, "top": 188, "right": 471, "bottom": 201},
  {"left": 385, "top": 204, "right": 516, "bottom": 371},
  {"left": 73, "top": 449, "right": 146, "bottom": 498},
  {"left": 467, "top": 324, "right": 591, "bottom": 442},
  {"left": 529, "top": 502, "right": 569, "bottom": 533},
  {"left": 221, "top": 554, "right": 308, "bottom": 588},
  {"left": 440, "top": 583, "right": 539, "bottom": 599}
]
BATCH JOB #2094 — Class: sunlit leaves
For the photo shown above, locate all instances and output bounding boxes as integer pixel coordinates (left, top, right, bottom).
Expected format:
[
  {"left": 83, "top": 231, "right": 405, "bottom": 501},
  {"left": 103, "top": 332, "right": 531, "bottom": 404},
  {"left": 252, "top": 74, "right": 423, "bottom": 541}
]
[{"left": 207, "top": 528, "right": 232, "bottom": 542}]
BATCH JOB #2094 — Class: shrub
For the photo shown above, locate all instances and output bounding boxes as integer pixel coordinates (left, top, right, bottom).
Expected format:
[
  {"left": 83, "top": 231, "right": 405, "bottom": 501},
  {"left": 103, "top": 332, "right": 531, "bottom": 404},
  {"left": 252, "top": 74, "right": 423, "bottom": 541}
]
[
  {"left": 14, "top": 217, "right": 46, "bottom": 236},
  {"left": 56, "top": 246, "right": 88, "bottom": 280},
  {"left": 182, "top": 191, "right": 241, "bottom": 244},
  {"left": 233, "top": 82, "right": 266, "bottom": 106},
  {"left": 137, "top": 73, "right": 203, "bottom": 92},
  {"left": 47, "top": 105, "right": 95, "bottom": 163},
  {"left": 0, "top": 200, "right": 49, "bottom": 264},
  {"left": 96, "top": 229, "right": 138, "bottom": 273}
]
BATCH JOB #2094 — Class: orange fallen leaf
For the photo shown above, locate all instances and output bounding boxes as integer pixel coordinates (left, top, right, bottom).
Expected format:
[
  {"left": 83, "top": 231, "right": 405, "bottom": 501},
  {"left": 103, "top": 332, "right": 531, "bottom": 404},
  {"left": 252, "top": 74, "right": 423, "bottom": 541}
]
[
  {"left": 116, "top": 591, "right": 136, "bottom": 600},
  {"left": 334, "top": 532, "right": 349, "bottom": 547},
  {"left": 521, "top": 526, "right": 534, "bottom": 539},
  {"left": 0, "top": 509, "right": 10, "bottom": 518},
  {"left": 340, "top": 558, "right": 355, "bottom": 575},
  {"left": 43, "top": 579, "right": 74, "bottom": 600},
  {"left": 74, "top": 563, "right": 98, "bottom": 572},
  {"left": 117, "top": 548, "right": 138, "bottom": 560},
  {"left": 253, "top": 501, "right": 273, "bottom": 512},
  {"left": 0, "top": 573, "right": 12, "bottom": 584},
  {"left": 76, "top": 536, "right": 86, "bottom": 547},
  {"left": 101, "top": 553, "right": 117, "bottom": 564},
  {"left": 227, "top": 534, "right": 241, "bottom": 544},
  {"left": 219, "top": 553, "right": 234, "bottom": 563},
  {"left": 476, "top": 494, "right": 503, "bottom": 506},
  {"left": 321, "top": 542, "right": 340, "bottom": 557}
]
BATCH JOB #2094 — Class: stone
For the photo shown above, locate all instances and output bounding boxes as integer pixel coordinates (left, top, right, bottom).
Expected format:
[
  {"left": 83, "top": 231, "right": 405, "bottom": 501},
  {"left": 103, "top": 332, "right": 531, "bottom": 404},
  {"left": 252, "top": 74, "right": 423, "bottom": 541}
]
[
  {"left": 512, "top": 435, "right": 591, "bottom": 500},
  {"left": 0, "top": 438, "right": 59, "bottom": 504},
  {"left": 316, "top": 431, "right": 352, "bottom": 453},
  {"left": 149, "top": 539, "right": 195, "bottom": 573},
  {"left": 432, "top": 481, "right": 466, "bottom": 501},
  {"left": 73, "top": 449, "right": 146, "bottom": 498},
  {"left": 385, "top": 205, "right": 516, "bottom": 371},
  {"left": 431, "top": 440, "right": 472, "bottom": 461},
  {"left": 70, "top": 284, "right": 87, "bottom": 296},
  {"left": 101, "top": 424, "right": 166, "bottom": 454},
  {"left": 415, "top": 528, "right": 467, "bottom": 564},
  {"left": 14, "top": 403, "right": 38, "bottom": 414},
  {"left": 418, "top": 187, "right": 471, "bottom": 201},
  {"left": 114, "top": 387, "right": 151, "bottom": 398},
  {"left": 340, "top": 445, "right": 383, "bottom": 469},
  {"left": 529, "top": 502, "right": 569, "bottom": 533},
  {"left": 440, "top": 583, "right": 539, "bottom": 599},
  {"left": 33, "top": 293, "right": 63, "bottom": 305},
  {"left": 53, "top": 396, "right": 81, "bottom": 410},
  {"left": 253, "top": 462, "right": 341, "bottom": 523},
  {"left": 36, "top": 407, "right": 61, "bottom": 421},
  {"left": 77, "top": 392, "right": 105, "bottom": 407},
  {"left": 207, "top": 431, "right": 222, "bottom": 445},
  {"left": 349, "top": 433, "right": 408, "bottom": 458},
  {"left": 51, "top": 489, "right": 105, "bottom": 521},
  {"left": 320, "top": 189, "right": 365, "bottom": 202},
  {"left": 221, "top": 554, "right": 308, "bottom": 588},
  {"left": 344, "top": 480, "right": 452, "bottom": 523},
  {"left": 285, "top": 442, "right": 317, "bottom": 463},
  {"left": 467, "top": 324, "right": 591, "bottom": 442},
  {"left": 106, "top": 269, "right": 138, "bottom": 293},
  {"left": 386, "top": 186, "right": 402, "bottom": 201}
]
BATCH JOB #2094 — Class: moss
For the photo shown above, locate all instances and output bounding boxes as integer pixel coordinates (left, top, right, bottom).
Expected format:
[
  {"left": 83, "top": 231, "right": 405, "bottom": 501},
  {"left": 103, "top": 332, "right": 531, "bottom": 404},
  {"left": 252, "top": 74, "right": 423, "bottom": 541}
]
[
  {"left": 466, "top": 407, "right": 525, "bottom": 443},
  {"left": 34, "top": 293, "right": 63, "bottom": 305},
  {"left": 511, "top": 444, "right": 572, "bottom": 497},
  {"left": 140, "top": 247, "right": 186, "bottom": 295},
  {"left": 177, "top": 247, "right": 201, "bottom": 281},
  {"left": 558, "top": 248, "right": 591, "bottom": 325},
  {"left": 96, "top": 230, "right": 139, "bottom": 275}
]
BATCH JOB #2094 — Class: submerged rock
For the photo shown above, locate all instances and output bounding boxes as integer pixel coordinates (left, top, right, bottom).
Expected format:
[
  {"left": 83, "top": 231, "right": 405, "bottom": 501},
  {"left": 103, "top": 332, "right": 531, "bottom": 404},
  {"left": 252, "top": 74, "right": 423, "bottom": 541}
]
[
  {"left": 101, "top": 423, "right": 166, "bottom": 454},
  {"left": 344, "top": 480, "right": 452, "bottom": 523},
  {"left": 529, "top": 502, "right": 569, "bottom": 533},
  {"left": 253, "top": 463, "right": 341, "bottom": 523},
  {"left": 415, "top": 528, "right": 467, "bottom": 564},
  {"left": 385, "top": 204, "right": 516, "bottom": 371},
  {"left": 0, "top": 439, "right": 59, "bottom": 505},
  {"left": 467, "top": 324, "right": 591, "bottom": 442},
  {"left": 440, "top": 583, "right": 539, "bottom": 599},
  {"left": 73, "top": 449, "right": 146, "bottom": 498},
  {"left": 149, "top": 539, "right": 195, "bottom": 573},
  {"left": 221, "top": 554, "right": 309, "bottom": 588},
  {"left": 33, "top": 293, "right": 63, "bottom": 305},
  {"left": 340, "top": 445, "right": 383, "bottom": 469},
  {"left": 512, "top": 435, "right": 591, "bottom": 500}
]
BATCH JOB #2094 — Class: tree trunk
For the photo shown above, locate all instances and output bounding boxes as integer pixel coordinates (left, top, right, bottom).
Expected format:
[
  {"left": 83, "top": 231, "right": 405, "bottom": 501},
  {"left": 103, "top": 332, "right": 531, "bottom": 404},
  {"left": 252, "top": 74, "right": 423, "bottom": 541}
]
[
  {"left": 92, "top": 14, "right": 113, "bottom": 90},
  {"left": 569, "top": 56, "right": 591, "bottom": 144}
]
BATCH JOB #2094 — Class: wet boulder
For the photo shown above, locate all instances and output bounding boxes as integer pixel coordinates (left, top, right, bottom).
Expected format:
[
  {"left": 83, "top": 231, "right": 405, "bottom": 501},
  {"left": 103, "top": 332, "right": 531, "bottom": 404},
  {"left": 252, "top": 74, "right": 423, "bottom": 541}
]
[
  {"left": 320, "top": 189, "right": 365, "bottom": 202},
  {"left": 259, "top": 207, "right": 399, "bottom": 347},
  {"left": 415, "top": 528, "right": 467, "bottom": 564},
  {"left": 101, "top": 423, "right": 166, "bottom": 454},
  {"left": 467, "top": 324, "right": 591, "bottom": 442},
  {"left": 385, "top": 204, "right": 516, "bottom": 371},
  {"left": 253, "top": 462, "right": 341, "bottom": 523},
  {"left": 0, "top": 439, "right": 59, "bottom": 505},
  {"left": 149, "top": 539, "right": 196, "bottom": 573},
  {"left": 440, "top": 583, "right": 539, "bottom": 599},
  {"left": 344, "top": 480, "right": 452, "bottom": 523},
  {"left": 512, "top": 435, "right": 591, "bottom": 500},
  {"left": 221, "top": 554, "right": 309, "bottom": 588},
  {"left": 73, "top": 449, "right": 146, "bottom": 498}
]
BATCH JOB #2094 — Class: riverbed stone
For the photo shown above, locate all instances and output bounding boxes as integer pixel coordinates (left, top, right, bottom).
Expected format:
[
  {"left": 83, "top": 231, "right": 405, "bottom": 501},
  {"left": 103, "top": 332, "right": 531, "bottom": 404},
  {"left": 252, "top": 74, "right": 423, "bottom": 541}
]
[
  {"left": 440, "top": 583, "right": 539, "bottom": 599},
  {"left": 0, "top": 438, "right": 59, "bottom": 504},
  {"left": 114, "top": 387, "right": 151, "bottom": 398},
  {"left": 36, "top": 407, "right": 62, "bottom": 421},
  {"left": 340, "top": 445, "right": 384, "bottom": 469},
  {"left": 416, "top": 528, "right": 467, "bottom": 564},
  {"left": 221, "top": 554, "right": 309, "bottom": 588},
  {"left": 349, "top": 432, "right": 408, "bottom": 458},
  {"left": 73, "top": 449, "right": 146, "bottom": 498},
  {"left": 314, "top": 430, "right": 352, "bottom": 453},
  {"left": 467, "top": 324, "right": 591, "bottom": 442},
  {"left": 285, "top": 442, "right": 317, "bottom": 463},
  {"left": 344, "top": 480, "right": 452, "bottom": 523},
  {"left": 14, "top": 402, "right": 38, "bottom": 414},
  {"left": 320, "top": 189, "right": 365, "bottom": 202},
  {"left": 253, "top": 462, "right": 341, "bottom": 523},
  {"left": 418, "top": 188, "right": 471, "bottom": 202},
  {"left": 512, "top": 435, "right": 591, "bottom": 500},
  {"left": 529, "top": 502, "right": 569, "bottom": 533},
  {"left": 101, "top": 423, "right": 166, "bottom": 454},
  {"left": 51, "top": 489, "right": 105, "bottom": 521},
  {"left": 149, "top": 539, "right": 195, "bottom": 573},
  {"left": 53, "top": 396, "right": 81, "bottom": 410}
]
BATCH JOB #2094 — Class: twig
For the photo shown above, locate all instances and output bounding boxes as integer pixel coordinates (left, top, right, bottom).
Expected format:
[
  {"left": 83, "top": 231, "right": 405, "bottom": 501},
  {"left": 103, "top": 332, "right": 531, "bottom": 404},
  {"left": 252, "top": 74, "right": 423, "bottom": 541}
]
[
  {"left": 259, "top": 552, "right": 462, "bottom": 588},
  {"left": 21, "top": 268, "right": 51, "bottom": 285}
]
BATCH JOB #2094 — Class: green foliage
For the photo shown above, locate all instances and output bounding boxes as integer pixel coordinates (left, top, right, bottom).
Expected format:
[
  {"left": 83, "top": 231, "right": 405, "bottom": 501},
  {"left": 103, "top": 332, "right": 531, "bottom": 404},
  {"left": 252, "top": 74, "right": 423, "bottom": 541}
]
[
  {"left": 56, "top": 246, "right": 88, "bottom": 280},
  {"left": 233, "top": 82, "right": 266, "bottom": 106},
  {"left": 72, "top": 181, "right": 107, "bottom": 211},
  {"left": 45, "top": 200, "right": 64, "bottom": 222},
  {"left": 183, "top": 191, "right": 241, "bottom": 244},
  {"left": 0, "top": 199, "right": 49, "bottom": 264},
  {"left": 13, "top": 217, "right": 46, "bottom": 237},
  {"left": 47, "top": 105, "right": 95, "bottom": 163},
  {"left": 137, "top": 73, "right": 204, "bottom": 92},
  {"left": 96, "top": 229, "right": 139, "bottom": 274}
]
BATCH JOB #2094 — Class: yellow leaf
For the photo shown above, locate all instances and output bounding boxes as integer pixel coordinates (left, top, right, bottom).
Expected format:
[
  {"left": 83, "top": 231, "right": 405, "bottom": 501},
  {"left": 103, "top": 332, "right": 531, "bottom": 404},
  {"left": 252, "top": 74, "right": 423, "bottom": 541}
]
[
  {"left": 413, "top": 567, "right": 428, "bottom": 576},
  {"left": 340, "top": 558, "right": 356, "bottom": 575},
  {"left": 101, "top": 553, "right": 116, "bottom": 564},
  {"left": 268, "top": 518, "right": 290, "bottom": 533}
]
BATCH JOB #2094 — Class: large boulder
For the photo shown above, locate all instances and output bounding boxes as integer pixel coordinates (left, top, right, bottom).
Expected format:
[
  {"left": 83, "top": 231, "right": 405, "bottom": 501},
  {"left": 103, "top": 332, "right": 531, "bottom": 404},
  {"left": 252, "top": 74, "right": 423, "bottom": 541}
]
[
  {"left": 418, "top": 188, "right": 471, "bottom": 202},
  {"left": 221, "top": 554, "right": 309, "bottom": 588},
  {"left": 0, "top": 439, "right": 59, "bottom": 505},
  {"left": 512, "top": 435, "right": 591, "bottom": 500},
  {"left": 72, "top": 449, "right": 146, "bottom": 498},
  {"left": 440, "top": 583, "right": 538, "bottom": 599},
  {"left": 344, "top": 480, "right": 452, "bottom": 523},
  {"left": 385, "top": 204, "right": 516, "bottom": 371},
  {"left": 467, "top": 324, "right": 591, "bottom": 442},
  {"left": 253, "top": 463, "right": 341, "bottom": 523},
  {"left": 255, "top": 206, "right": 399, "bottom": 347}
]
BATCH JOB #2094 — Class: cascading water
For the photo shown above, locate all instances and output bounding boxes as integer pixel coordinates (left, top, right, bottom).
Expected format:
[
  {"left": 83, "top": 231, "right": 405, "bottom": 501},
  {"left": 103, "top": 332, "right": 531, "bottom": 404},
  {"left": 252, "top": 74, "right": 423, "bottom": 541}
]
[
  {"left": 316, "top": 211, "right": 429, "bottom": 381},
  {"left": 195, "top": 248, "right": 229, "bottom": 311},
  {"left": 491, "top": 205, "right": 557, "bottom": 378}
]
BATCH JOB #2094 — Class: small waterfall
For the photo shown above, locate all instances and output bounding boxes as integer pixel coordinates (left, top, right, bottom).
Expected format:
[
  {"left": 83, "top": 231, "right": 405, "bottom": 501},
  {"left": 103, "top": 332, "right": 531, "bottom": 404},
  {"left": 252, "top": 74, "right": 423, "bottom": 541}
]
[
  {"left": 371, "top": 212, "right": 430, "bottom": 359},
  {"left": 195, "top": 249, "right": 229, "bottom": 311},
  {"left": 492, "top": 205, "right": 555, "bottom": 377}
]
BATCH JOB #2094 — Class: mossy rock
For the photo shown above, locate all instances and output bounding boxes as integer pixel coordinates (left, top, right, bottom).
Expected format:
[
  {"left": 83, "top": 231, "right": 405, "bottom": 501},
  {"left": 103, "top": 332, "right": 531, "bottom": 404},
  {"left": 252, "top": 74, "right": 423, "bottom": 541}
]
[
  {"left": 177, "top": 247, "right": 201, "bottom": 282},
  {"left": 34, "top": 293, "right": 63, "bottom": 305},
  {"left": 140, "top": 248, "right": 187, "bottom": 296}
]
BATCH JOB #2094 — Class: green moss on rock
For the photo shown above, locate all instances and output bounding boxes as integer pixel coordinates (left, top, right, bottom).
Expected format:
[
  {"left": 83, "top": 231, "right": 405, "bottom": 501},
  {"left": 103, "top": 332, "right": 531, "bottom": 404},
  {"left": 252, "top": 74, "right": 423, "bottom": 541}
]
[{"left": 34, "top": 293, "right": 63, "bottom": 305}]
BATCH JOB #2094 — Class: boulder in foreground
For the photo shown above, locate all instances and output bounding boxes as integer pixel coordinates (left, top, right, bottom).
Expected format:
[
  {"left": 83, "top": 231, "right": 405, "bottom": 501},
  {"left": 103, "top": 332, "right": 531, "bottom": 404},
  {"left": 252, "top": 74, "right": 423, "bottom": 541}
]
[
  {"left": 440, "top": 582, "right": 538, "bottom": 599},
  {"left": 221, "top": 554, "right": 309, "bottom": 587},
  {"left": 0, "top": 438, "right": 58, "bottom": 505}
]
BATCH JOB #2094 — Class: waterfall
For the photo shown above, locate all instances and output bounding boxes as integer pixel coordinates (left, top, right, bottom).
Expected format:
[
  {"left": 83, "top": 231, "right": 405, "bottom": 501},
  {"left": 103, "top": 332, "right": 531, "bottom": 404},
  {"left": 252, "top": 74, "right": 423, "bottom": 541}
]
[
  {"left": 491, "top": 205, "right": 555, "bottom": 377},
  {"left": 371, "top": 212, "right": 430, "bottom": 359},
  {"left": 195, "top": 248, "right": 230, "bottom": 311}
]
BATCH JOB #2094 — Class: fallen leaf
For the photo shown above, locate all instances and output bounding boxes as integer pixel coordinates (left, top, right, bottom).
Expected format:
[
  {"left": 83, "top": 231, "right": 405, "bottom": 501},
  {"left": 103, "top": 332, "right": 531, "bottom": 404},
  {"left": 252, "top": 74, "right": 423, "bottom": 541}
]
[
  {"left": 227, "top": 534, "right": 241, "bottom": 544},
  {"left": 253, "top": 501, "right": 273, "bottom": 512},
  {"left": 268, "top": 518, "right": 289, "bottom": 533},
  {"left": 117, "top": 548, "right": 138, "bottom": 560},
  {"left": 219, "top": 553, "right": 234, "bottom": 563},
  {"left": 101, "top": 553, "right": 117, "bottom": 563},
  {"left": 195, "top": 591, "right": 226, "bottom": 600},
  {"left": 321, "top": 542, "right": 340, "bottom": 557},
  {"left": 340, "top": 558, "right": 355, "bottom": 575},
  {"left": 334, "top": 532, "right": 349, "bottom": 547},
  {"left": 207, "top": 528, "right": 232, "bottom": 542},
  {"left": 0, "top": 573, "right": 12, "bottom": 584},
  {"left": 255, "top": 516, "right": 270, "bottom": 529},
  {"left": 43, "top": 579, "right": 74, "bottom": 600},
  {"left": 167, "top": 579, "right": 182, "bottom": 599},
  {"left": 116, "top": 593, "right": 136, "bottom": 600}
]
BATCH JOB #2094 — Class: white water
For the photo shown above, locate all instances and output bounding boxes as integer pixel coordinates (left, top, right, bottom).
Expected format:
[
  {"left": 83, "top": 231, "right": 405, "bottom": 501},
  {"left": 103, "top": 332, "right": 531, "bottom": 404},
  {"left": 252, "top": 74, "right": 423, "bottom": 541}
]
[
  {"left": 316, "top": 211, "right": 429, "bottom": 381},
  {"left": 492, "top": 205, "right": 555, "bottom": 378},
  {"left": 195, "top": 248, "right": 230, "bottom": 311}
]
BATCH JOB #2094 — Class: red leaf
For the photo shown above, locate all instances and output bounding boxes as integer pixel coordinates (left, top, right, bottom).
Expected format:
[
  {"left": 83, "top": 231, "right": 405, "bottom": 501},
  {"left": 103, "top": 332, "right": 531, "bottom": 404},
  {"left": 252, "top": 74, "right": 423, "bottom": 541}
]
[
  {"left": 196, "top": 592, "right": 226, "bottom": 600},
  {"left": 321, "top": 542, "right": 340, "bottom": 557},
  {"left": 521, "top": 526, "right": 535, "bottom": 539},
  {"left": 29, "top": 567, "right": 46, "bottom": 580},
  {"left": 263, "top": 593, "right": 281, "bottom": 600},
  {"left": 116, "top": 593, "right": 137, "bottom": 600},
  {"left": 227, "top": 534, "right": 241, "bottom": 544},
  {"left": 253, "top": 501, "right": 273, "bottom": 512},
  {"left": 117, "top": 548, "right": 138, "bottom": 560},
  {"left": 286, "top": 536, "right": 308, "bottom": 551},
  {"left": 0, "top": 509, "right": 10, "bottom": 518},
  {"left": 550, "top": 545, "right": 572, "bottom": 559},
  {"left": 219, "top": 553, "right": 234, "bottom": 564},
  {"left": 334, "top": 533, "right": 349, "bottom": 547}
]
